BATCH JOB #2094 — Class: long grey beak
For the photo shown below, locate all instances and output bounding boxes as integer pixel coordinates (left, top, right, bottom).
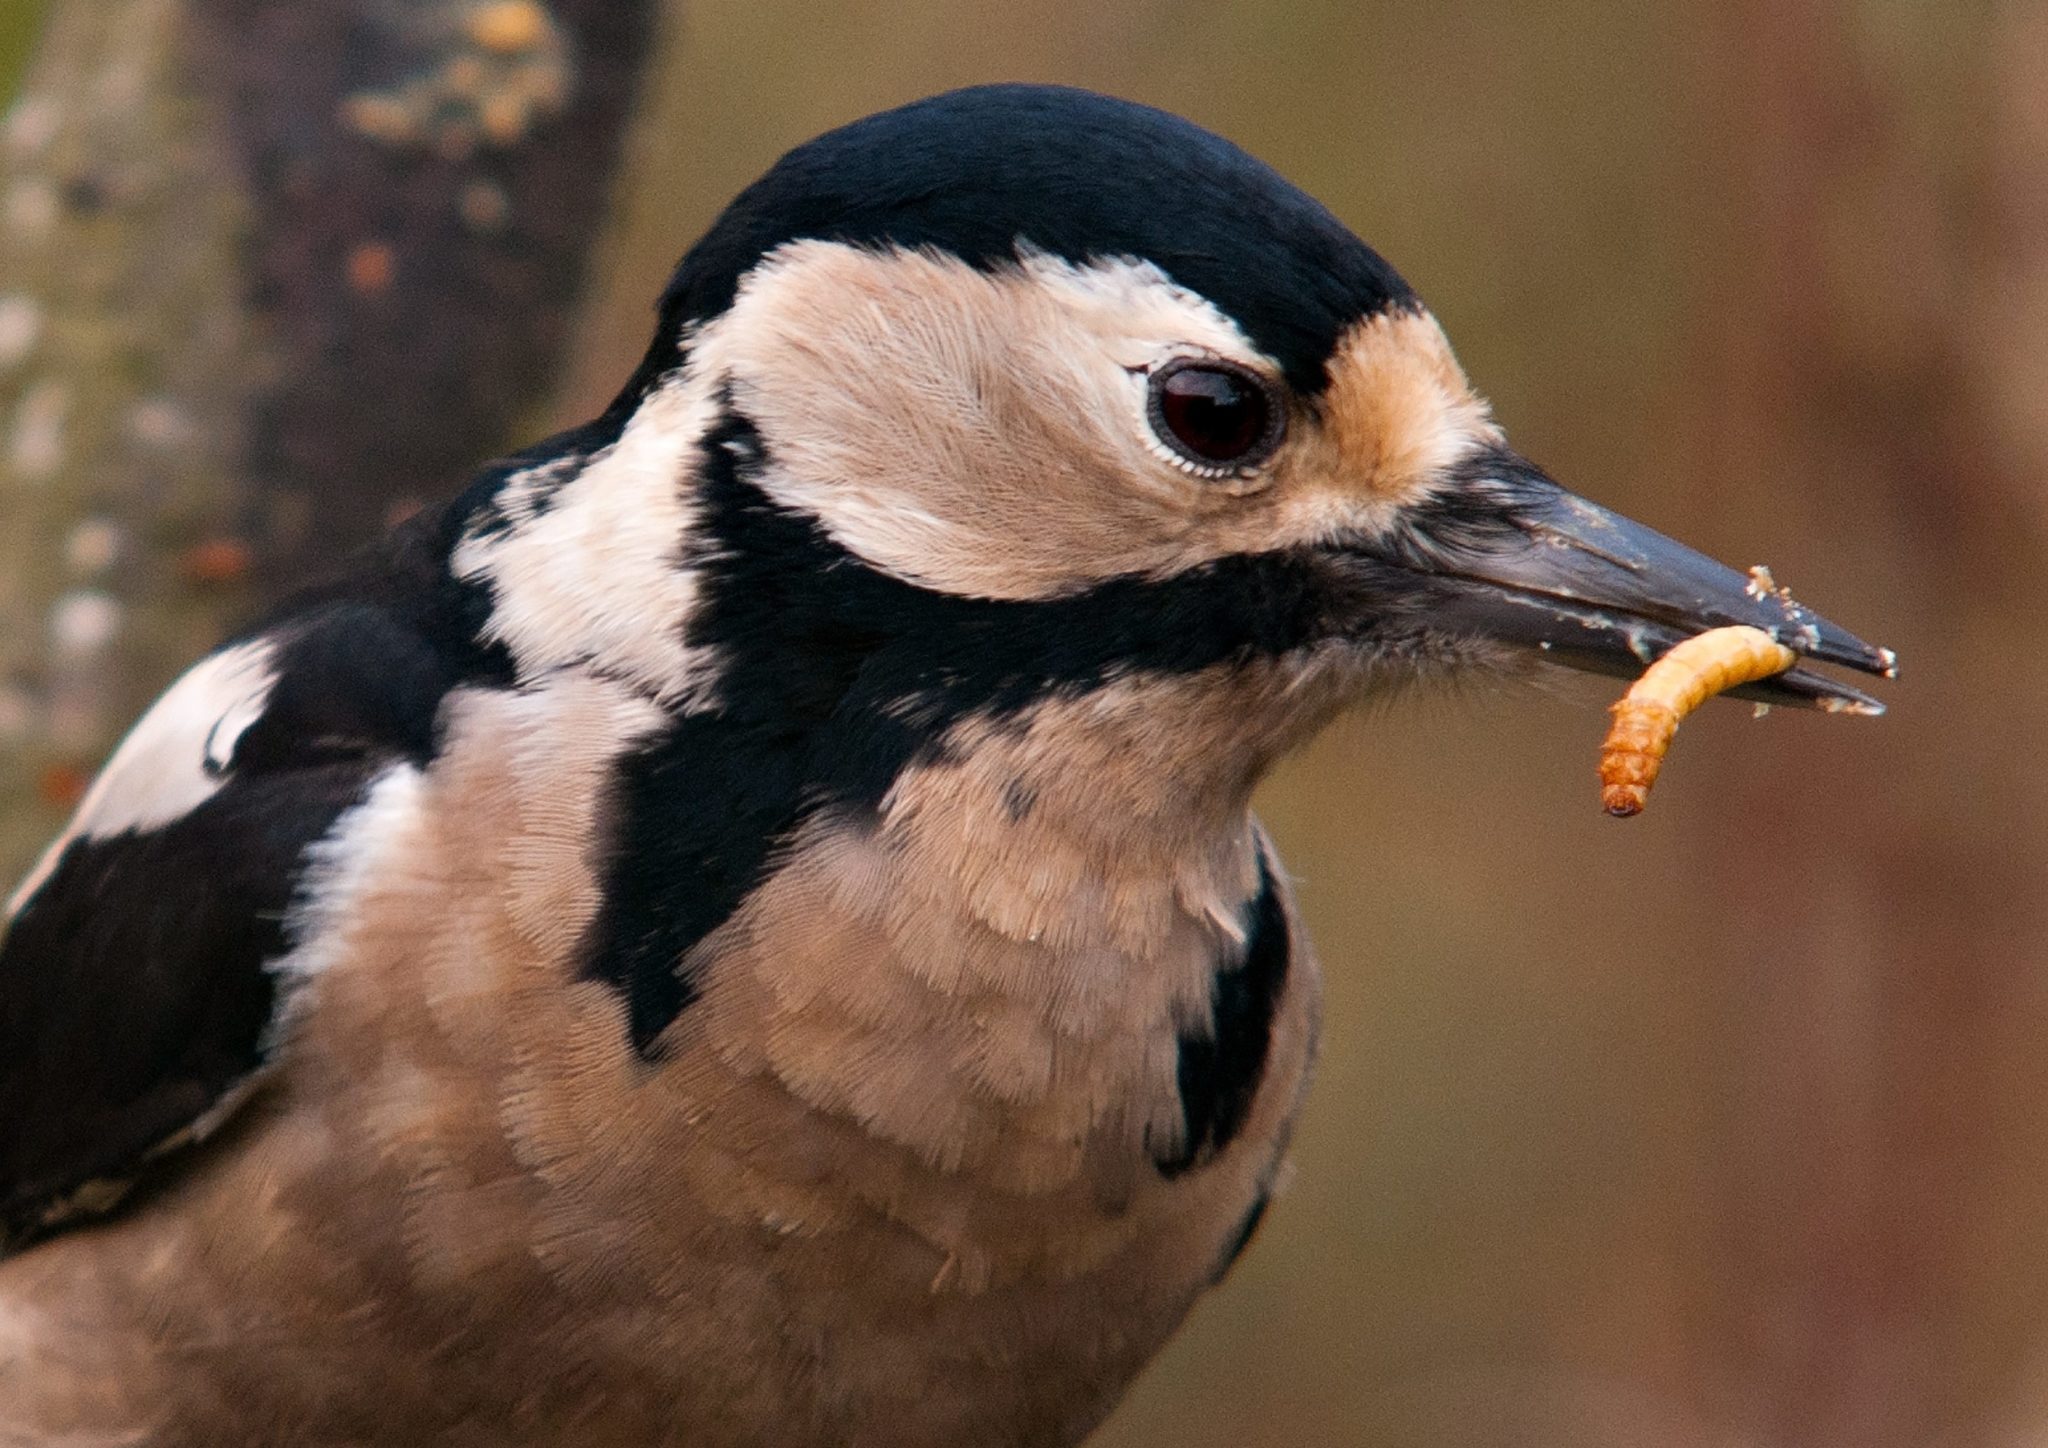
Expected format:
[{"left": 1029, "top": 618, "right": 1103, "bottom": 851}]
[{"left": 1360, "top": 452, "right": 1897, "bottom": 713}]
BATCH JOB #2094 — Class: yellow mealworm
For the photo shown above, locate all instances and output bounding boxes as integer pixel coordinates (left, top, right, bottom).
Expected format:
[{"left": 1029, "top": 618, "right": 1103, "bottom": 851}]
[{"left": 1599, "top": 625, "right": 1796, "bottom": 817}]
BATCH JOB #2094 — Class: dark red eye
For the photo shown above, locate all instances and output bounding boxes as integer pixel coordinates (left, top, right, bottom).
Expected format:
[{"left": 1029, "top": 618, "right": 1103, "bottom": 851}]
[{"left": 1148, "top": 360, "right": 1283, "bottom": 472}]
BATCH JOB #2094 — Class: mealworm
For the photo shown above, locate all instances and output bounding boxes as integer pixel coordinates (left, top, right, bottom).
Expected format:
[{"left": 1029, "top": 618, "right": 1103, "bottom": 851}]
[{"left": 1599, "top": 625, "right": 1796, "bottom": 817}]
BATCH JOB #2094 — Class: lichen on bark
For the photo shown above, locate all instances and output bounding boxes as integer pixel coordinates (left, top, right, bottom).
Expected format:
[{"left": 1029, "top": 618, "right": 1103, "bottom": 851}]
[
  {"left": 0, "top": 0, "right": 259, "bottom": 879},
  {"left": 0, "top": 0, "right": 659, "bottom": 883}
]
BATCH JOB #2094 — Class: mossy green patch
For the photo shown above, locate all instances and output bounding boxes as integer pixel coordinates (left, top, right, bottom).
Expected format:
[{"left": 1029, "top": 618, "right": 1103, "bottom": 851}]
[{"left": 0, "top": 0, "right": 46, "bottom": 106}]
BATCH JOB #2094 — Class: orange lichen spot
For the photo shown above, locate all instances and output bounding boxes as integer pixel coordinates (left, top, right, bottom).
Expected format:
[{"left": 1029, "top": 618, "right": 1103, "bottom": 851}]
[
  {"left": 478, "top": 93, "right": 529, "bottom": 146},
  {"left": 443, "top": 54, "right": 491, "bottom": 100},
  {"left": 468, "top": 0, "right": 549, "bottom": 54},
  {"left": 346, "top": 241, "right": 397, "bottom": 296},
  {"left": 458, "top": 179, "right": 511, "bottom": 233},
  {"left": 338, "top": 93, "right": 419, "bottom": 146},
  {"left": 37, "top": 762, "right": 90, "bottom": 810},
  {"left": 180, "top": 537, "right": 254, "bottom": 585},
  {"left": 1599, "top": 625, "right": 1796, "bottom": 817}
]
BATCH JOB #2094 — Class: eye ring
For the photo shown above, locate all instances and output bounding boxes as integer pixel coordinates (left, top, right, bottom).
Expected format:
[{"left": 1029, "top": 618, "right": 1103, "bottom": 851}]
[{"left": 1145, "top": 357, "right": 1287, "bottom": 478}]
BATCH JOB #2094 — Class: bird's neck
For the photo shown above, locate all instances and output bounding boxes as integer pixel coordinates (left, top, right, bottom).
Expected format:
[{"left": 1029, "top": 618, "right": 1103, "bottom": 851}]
[
  {"left": 671, "top": 662, "right": 1332, "bottom": 1216},
  {"left": 869, "top": 675, "right": 1291, "bottom": 949}
]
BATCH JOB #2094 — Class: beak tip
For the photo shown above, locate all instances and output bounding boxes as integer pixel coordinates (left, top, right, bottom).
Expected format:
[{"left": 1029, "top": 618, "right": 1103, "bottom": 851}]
[{"left": 1768, "top": 596, "right": 1897, "bottom": 687}]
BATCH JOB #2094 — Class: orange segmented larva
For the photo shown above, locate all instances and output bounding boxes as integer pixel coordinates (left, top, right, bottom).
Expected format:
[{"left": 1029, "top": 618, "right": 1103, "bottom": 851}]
[{"left": 1599, "top": 625, "right": 1797, "bottom": 817}]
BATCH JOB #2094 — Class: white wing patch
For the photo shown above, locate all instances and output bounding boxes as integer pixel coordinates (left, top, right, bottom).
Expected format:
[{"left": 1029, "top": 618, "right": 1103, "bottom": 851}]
[
  {"left": 6, "top": 639, "right": 279, "bottom": 918},
  {"left": 262, "top": 759, "right": 425, "bottom": 1056}
]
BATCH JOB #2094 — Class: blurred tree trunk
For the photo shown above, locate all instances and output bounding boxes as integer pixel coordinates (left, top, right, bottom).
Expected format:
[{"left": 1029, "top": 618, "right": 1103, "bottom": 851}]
[
  {"left": 1678, "top": 4, "right": 2048, "bottom": 1445},
  {"left": 0, "top": 0, "right": 662, "bottom": 879}
]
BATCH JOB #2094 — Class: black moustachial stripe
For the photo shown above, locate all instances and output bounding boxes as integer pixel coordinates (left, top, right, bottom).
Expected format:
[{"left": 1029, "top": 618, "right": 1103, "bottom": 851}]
[
  {"left": 1153, "top": 844, "right": 1291, "bottom": 1179},
  {"left": 580, "top": 405, "right": 1338, "bottom": 1054},
  {"left": 611, "top": 85, "right": 1416, "bottom": 410}
]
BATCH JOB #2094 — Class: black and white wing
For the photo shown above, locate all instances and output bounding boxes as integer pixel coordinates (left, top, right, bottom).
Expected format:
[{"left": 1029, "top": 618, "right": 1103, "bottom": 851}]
[{"left": 0, "top": 572, "right": 482, "bottom": 1249}]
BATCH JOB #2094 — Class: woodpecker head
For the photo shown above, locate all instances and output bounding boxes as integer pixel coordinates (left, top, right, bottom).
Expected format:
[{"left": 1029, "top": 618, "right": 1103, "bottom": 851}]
[{"left": 457, "top": 84, "right": 1891, "bottom": 840}]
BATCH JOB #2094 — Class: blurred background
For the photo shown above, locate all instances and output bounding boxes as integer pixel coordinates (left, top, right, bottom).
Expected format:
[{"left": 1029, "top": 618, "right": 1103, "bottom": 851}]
[{"left": 1, "top": 3, "right": 2041, "bottom": 1445}]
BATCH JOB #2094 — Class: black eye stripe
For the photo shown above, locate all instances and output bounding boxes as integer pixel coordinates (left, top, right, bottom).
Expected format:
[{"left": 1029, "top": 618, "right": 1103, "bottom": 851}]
[{"left": 1146, "top": 359, "right": 1285, "bottom": 474}]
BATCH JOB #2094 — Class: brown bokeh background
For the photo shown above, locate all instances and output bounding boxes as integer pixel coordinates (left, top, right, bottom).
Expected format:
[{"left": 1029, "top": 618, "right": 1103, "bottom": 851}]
[{"left": 6, "top": 3, "right": 2045, "bottom": 1445}]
